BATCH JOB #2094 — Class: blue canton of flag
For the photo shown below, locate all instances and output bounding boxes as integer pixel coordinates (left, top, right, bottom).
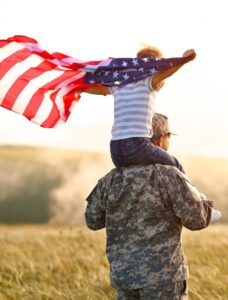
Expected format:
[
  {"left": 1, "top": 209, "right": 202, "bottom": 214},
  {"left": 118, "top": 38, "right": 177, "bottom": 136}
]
[{"left": 84, "top": 57, "right": 192, "bottom": 86}]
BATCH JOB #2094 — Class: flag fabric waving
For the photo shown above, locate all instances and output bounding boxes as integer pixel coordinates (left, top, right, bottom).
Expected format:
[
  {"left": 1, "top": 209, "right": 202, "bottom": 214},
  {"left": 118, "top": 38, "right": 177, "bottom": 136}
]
[{"left": 0, "top": 35, "right": 193, "bottom": 128}]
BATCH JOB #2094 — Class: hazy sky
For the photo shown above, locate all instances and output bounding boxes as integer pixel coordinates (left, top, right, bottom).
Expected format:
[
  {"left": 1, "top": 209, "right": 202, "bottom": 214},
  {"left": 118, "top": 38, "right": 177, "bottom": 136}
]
[{"left": 0, "top": 0, "right": 227, "bottom": 158}]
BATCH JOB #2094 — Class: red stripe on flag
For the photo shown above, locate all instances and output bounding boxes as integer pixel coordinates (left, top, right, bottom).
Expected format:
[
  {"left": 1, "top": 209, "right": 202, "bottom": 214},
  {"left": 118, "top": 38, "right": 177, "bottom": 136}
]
[
  {"left": 40, "top": 90, "right": 61, "bottom": 128},
  {"left": 23, "top": 91, "right": 44, "bottom": 120},
  {"left": 1, "top": 60, "right": 58, "bottom": 109},
  {"left": 51, "top": 52, "right": 69, "bottom": 60},
  {"left": 0, "top": 48, "right": 32, "bottom": 79},
  {"left": 63, "top": 89, "right": 81, "bottom": 120},
  {"left": 6, "top": 35, "right": 38, "bottom": 44},
  {"left": 0, "top": 40, "right": 9, "bottom": 49},
  {"left": 23, "top": 70, "right": 82, "bottom": 120}
]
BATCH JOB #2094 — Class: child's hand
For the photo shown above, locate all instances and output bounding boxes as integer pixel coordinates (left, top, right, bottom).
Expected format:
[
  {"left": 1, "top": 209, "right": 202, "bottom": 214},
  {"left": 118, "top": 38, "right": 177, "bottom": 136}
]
[{"left": 183, "top": 49, "right": 196, "bottom": 60}]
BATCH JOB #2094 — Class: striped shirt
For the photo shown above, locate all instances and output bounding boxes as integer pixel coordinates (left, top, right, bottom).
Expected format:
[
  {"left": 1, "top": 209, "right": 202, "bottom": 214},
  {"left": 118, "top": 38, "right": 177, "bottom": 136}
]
[{"left": 110, "top": 77, "right": 156, "bottom": 140}]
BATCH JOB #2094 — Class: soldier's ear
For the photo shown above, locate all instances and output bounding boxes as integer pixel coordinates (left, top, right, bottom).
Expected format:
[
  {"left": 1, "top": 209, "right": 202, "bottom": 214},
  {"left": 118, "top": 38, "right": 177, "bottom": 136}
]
[{"left": 157, "top": 136, "right": 163, "bottom": 147}]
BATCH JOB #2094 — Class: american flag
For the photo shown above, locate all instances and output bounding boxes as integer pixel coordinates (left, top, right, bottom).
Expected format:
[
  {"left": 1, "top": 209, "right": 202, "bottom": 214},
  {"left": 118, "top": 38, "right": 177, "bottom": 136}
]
[{"left": 0, "top": 35, "right": 193, "bottom": 128}]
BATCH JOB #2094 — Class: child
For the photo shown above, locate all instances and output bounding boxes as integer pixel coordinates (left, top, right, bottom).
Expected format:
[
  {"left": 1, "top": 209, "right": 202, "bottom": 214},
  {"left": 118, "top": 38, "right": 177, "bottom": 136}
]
[
  {"left": 109, "top": 46, "right": 195, "bottom": 171},
  {"left": 84, "top": 46, "right": 196, "bottom": 172}
]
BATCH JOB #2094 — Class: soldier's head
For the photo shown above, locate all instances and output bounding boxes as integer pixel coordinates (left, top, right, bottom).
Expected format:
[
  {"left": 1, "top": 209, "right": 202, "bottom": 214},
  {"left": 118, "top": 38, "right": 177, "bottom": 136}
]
[{"left": 151, "top": 113, "right": 176, "bottom": 151}]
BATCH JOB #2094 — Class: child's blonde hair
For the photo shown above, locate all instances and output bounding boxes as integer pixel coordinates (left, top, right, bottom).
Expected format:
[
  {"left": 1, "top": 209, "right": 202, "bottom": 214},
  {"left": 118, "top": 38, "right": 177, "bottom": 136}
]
[{"left": 137, "top": 45, "right": 163, "bottom": 59}]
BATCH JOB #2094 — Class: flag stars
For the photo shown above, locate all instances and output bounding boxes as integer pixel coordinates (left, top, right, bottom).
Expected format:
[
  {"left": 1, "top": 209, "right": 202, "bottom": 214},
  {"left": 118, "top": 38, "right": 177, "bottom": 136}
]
[
  {"left": 142, "top": 58, "right": 149, "bottom": 63},
  {"left": 89, "top": 79, "right": 95, "bottom": 84},
  {"left": 122, "top": 61, "right": 128, "bottom": 67},
  {"left": 113, "top": 71, "right": 119, "bottom": 78},
  {"left": 123, "top": 73, "right": 129, "bottom": 80},
  {"left": 150, "top": 68, "right": 156, "bottom": 74},
  {"left": 132, "top": 59, "right": 139, "bottom": 66}
]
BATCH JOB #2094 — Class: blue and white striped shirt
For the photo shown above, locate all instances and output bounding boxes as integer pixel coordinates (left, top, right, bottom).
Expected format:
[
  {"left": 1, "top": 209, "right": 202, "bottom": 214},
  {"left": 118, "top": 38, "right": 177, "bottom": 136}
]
[{"left": 110, "top": 77, "right": 156, "bottom": 140}]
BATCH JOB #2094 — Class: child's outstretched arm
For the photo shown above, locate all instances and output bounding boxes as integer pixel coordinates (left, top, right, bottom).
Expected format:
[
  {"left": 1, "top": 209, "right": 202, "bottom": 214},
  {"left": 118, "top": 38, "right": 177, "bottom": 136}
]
[
  {"left": 151, "top": 49, "right": 196, "bottom": 90},
  {"left": 83, "top": 86, "right": 110, "bottom": 95}
]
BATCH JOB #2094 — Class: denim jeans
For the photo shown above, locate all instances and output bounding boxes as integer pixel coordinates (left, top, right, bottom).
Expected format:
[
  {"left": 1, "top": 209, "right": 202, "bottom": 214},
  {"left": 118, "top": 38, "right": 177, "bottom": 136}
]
[{"left": 110, "top": 137, "right": 184, "bottom": 173}]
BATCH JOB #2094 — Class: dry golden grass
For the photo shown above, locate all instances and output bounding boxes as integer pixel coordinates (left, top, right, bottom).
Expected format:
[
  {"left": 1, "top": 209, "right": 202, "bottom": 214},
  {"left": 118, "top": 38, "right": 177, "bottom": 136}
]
[
  {"left": 0, "top": 225, "right": 227, "bottom": 300},
  {"left": 183, "top": 225, "right": 228, "bottom": 300}
]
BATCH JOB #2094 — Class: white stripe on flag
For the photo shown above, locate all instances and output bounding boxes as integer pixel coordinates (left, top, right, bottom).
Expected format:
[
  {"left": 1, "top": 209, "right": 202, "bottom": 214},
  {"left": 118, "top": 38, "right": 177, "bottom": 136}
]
[
  {"left": 55, "top": 86, "right": 75, "bottom": 118},
  {"left": 54, "top": 119, "right": 65, "bottom": 127},
  {"left": 69, "top": 95, "right": 78, "bottom": 112},
  {"left": 50, "top": 58, "right": 69, "bottom": 67},
  {"left": 0, "top": 54, "right": 44, "bottom": 104},
  {"left": 62, "top": 57, "right": 81, "bottom": 64},
  {"left": 12, "top": 69, "right": 65, "bottom": 114},
  {"left": 31, "top": 91, "right": 53, "bottom": 125},
  {"left": 80, "top": 60, "right": 112, "bottom": 72},
  {"left": 20, "top": 43, "right": 43, "bottom": 53},
  {"left": 55, "top": 71, "right": 85, "bottom": 89},
  {"left": 81, "top": 60, "right": 111, "bottom": 72},
  {"left": 37, "top": 86, "right": 79, "bottom": 126},
  {"left": 0, "top": 42, "right": 24, "bottom": 61}
]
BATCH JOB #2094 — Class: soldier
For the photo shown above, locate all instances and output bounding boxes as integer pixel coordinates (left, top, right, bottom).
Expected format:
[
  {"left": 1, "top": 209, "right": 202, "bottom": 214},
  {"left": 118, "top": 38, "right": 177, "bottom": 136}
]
[{"left": 85, "top": 113, "right": 216, "bottom": 300}]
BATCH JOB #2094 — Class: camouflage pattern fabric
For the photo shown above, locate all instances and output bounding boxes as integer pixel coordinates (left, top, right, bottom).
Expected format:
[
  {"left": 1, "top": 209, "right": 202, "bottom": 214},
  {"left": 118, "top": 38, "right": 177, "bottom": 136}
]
[
  {"left": 116, "top": 280, "right": 187, "bottom": 300},
  {"left": 85, "top": 164, "right": 213, "bottom": 290}
]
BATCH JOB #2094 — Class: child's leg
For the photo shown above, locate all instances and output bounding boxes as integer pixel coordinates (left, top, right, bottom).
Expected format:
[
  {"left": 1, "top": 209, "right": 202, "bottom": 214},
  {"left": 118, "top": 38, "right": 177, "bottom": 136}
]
[
  {"left": 110, "top": 138, "right": 184, "bottom": 172},
  {"left": 169, "top": 155, "right": 185, "bottom": 173},
  {"left": 129, "top": 138, "right": 184, "bottom": 172},
  {"left": 110, "top": 139, "right": 125, "bottom": 167}
]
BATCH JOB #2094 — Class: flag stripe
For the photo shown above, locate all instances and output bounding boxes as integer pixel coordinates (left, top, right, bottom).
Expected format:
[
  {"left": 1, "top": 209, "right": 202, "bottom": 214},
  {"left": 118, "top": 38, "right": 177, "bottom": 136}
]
[
  {"left": 0, "top": 55, "right": 45, "bottom": 108},
  {"left": 11, "top": 69, "right": 64, "bottom": 113},
  {"left": 0, "top": 48, "right": 32, "bottom": 83},
  {"left": 0, "top": 53, "right": 40, "bottom": 105},
  {"left": 40, "top": 90, "right": 61, "bottom": 128},
  {"left": 23, "top": 70, "right": 83, "bottom": 120},
  {"left": 0, "top": 42, "right": 24, "bottom": 60},
  {"left": 63, "top": 89, "right": 81, "bottom": 120},
  {"left": 30, "top": 91, "right": 54, "bottom": 125},
  {"left": 40, "top": 86, "right": 80, "bottom": 128},
  {"left": 55, "top": 70, "right": 85, "bottom": 89}
]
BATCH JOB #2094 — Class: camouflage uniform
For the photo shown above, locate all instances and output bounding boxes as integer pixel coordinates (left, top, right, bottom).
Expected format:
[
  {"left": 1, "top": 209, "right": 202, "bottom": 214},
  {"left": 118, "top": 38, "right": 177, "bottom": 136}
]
[
  {"left": 85, "top": 164, "right": 213, "bottom": 299},
  {"left": 116, "top": 280, "right": 187, "bottom": 300}
]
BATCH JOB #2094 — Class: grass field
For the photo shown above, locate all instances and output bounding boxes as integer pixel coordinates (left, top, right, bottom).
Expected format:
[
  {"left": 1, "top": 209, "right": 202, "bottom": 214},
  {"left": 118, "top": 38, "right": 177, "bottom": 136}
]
[
  {"left": 0, "top": 145, "right": 227, "bottom": 225},
  {"left": 0, "top": 225, "right": 227, "bottom": 300},
  {"left": 0, "top": 146, "right": 227, "bottom": 299}
]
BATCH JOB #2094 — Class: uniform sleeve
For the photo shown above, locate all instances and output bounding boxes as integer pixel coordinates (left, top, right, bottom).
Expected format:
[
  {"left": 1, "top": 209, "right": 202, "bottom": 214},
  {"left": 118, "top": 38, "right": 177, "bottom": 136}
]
[
  {"left": 84, "top": 179, "right": 106, "bottom": 231},
  {"left": 163, "top": 167, "right": 213, "bottom": 231}
]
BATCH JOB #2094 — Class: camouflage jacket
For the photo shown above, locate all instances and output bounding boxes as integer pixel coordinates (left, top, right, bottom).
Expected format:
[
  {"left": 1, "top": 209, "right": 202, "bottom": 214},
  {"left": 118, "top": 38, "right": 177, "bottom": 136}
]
[{"left": 85, "top": 164, "right": 213, "bottom": 289}]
